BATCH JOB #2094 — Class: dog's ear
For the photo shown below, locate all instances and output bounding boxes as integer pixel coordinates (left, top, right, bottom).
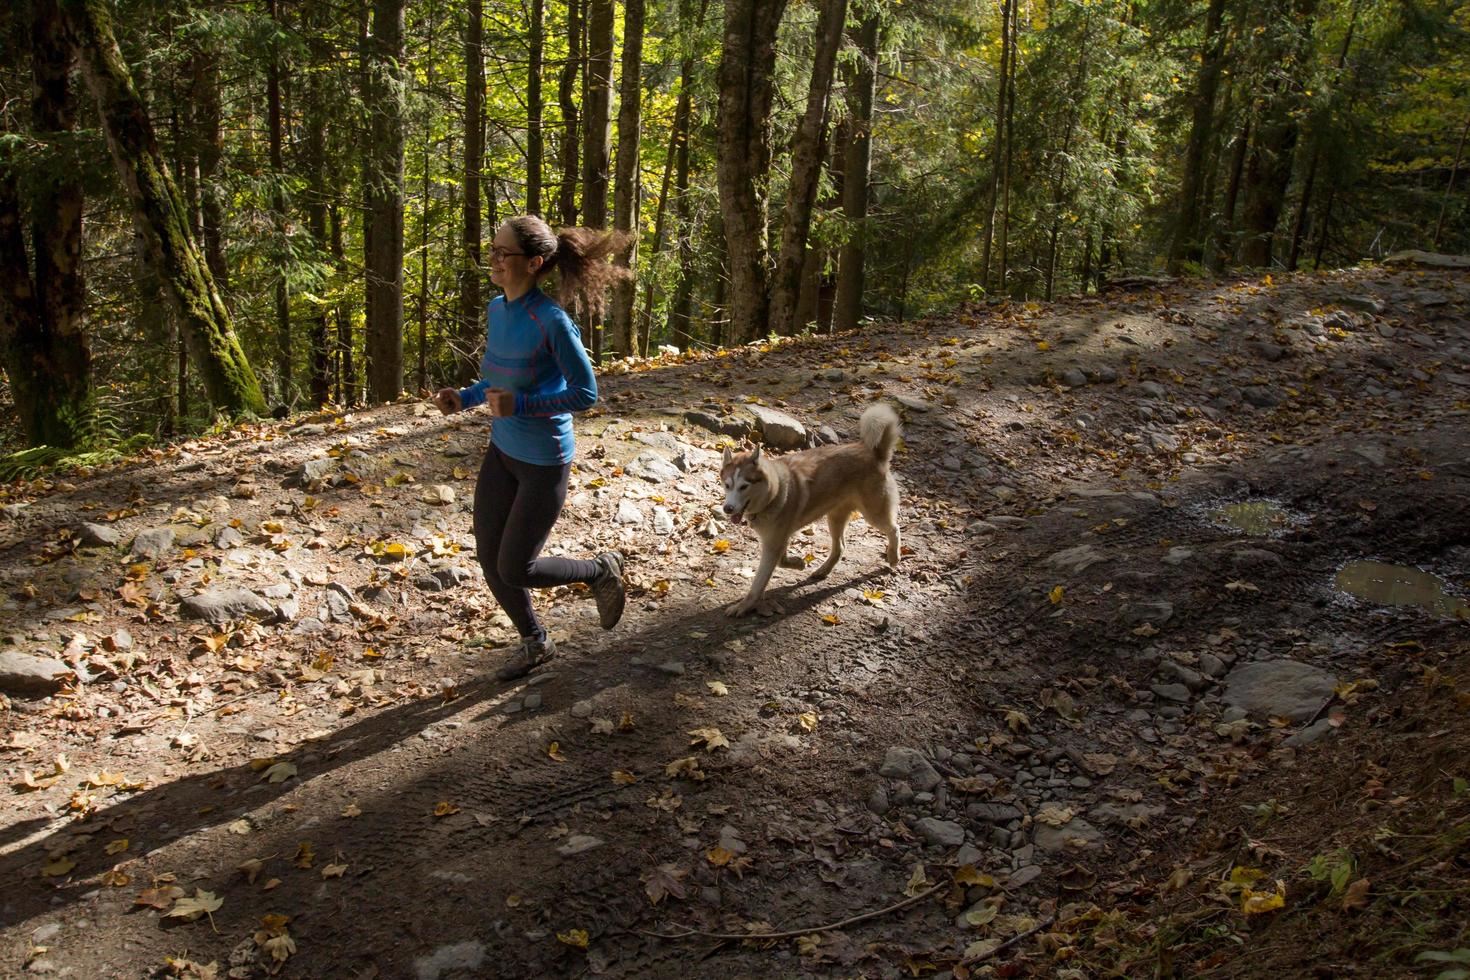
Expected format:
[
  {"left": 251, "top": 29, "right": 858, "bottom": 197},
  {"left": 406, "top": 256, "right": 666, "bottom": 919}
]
[
  {"left": 751, "top": 443, "right": 762, "bottom": 464},
  {"left": 722, "top": 445, "right": 732, "bottom": 466}
]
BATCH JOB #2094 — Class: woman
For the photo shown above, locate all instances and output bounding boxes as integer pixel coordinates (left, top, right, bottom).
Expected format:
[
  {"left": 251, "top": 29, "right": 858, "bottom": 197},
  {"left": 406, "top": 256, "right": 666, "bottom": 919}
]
[{"left": 434, "top": 216, "right": 629, "bottom": 680}]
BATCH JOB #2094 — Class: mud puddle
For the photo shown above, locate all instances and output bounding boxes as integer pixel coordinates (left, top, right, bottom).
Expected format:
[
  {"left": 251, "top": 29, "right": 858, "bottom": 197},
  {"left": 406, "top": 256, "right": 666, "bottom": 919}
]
[{"left": 1334, "top": 560, "right": 1470, "bottom": 619}]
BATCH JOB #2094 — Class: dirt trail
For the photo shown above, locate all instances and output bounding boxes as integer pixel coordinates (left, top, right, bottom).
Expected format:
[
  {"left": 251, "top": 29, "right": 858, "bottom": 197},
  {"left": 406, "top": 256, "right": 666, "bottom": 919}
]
[{"left": 1, "top": 263, "right": 1468, "bottom": 978}]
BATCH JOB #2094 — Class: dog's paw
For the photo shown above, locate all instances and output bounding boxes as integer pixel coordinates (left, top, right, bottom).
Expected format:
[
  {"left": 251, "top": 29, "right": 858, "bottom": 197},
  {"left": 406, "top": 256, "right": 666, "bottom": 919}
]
[{"left": 725, "top": 599, "right": 756, "bottom": 617}]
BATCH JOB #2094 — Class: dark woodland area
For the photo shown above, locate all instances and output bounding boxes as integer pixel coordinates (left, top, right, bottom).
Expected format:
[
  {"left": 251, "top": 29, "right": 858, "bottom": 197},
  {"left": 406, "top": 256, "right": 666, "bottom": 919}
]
[{"left": 0, "top": 0, "right": 1468, "bottom": 977}]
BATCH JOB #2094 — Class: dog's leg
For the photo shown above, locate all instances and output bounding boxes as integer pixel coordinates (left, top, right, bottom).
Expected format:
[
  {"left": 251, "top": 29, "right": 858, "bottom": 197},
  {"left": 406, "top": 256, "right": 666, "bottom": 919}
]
[
  {"left": 727, "top": 537, "right": 785, "bottom": 617},
  {"left": 861, "top": 480, "right": 902, "bottom": 568},
  {"left": 780, "top": 553, "right": 805, "bottom": 569},
  {"left": 809, "top": 510, "right": 851, "bottom": 580}
]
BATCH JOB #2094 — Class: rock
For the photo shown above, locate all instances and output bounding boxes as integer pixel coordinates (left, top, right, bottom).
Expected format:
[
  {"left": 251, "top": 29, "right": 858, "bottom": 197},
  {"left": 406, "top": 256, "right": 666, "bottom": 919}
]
[
  {"left": 1284, "top": 719, "right": 1334, "bottom": 747},
  {"left": 323, "top": 584, "right": 353, "bottom": 622},
  {"left": 1150, "top": 683, "right": 1191, "bottom": 703},
  {"left": 129, "top": 527, "right": 175, "bottom": 559},
  {"left": 1157, "top": 660, "right": 1207, "bottom": 692},
  {"left": 1, "top": 503, "right": 28, "bottom": 520},
  {"left": 615, "top": 499, "right": 644, "bottom": 525},
  {"left": 215, "top": 526, "right": 245, "bottom": 549},
  {"left": 1122, "top": 600, "right": 1174, "bottom": 626},
  {"left": 652, "top": 506, "right": 675, "bottom": 535},
  {"left": 0, "top": 651, "right": 75, "bottom": 695},
  {"left": 434, "top": 566, "right": 476, "bottom": 589},
  {"left": 813, "top": 425, "right": 841, "bottom": 446},
  {"left": 1222, "top": 659, "right": 1337, "bottom": 722},
  {"left": 1198, "top": 652, "right": 1226, "bottom": 678},
  {"left": 76, "top": 523, "right": 120, "bottom": 548},
  {"left": 1340, "top": 294, "right": 1385, "bottom": 314},
  {"left": 895, "top": 395, "right": 933, "bottom": 412},
  {"left": 300, "top": 457, "right": 335, "bottom": 483},
  {"left": 1162, "top": 546, "right": 1195, "bottom": 566},
  {"left": 1008, "top": 865, "right": 1043, "bottom": 888},
  {"left": 1138, "top": 381, "right": 1166, "bottom": 398},
  {"left": 1251, "top": 342, "right": 1287, "bottom": 362},
  {"left": 413, "top": 941, "right": 487, "bottom": 980},
  {"left": 747, "top": 405, "right": 807, "bottom": 450},
  {"left": 522, "top": 693, "right": 542, "bottom": 710},
  {"left": 878, "top": 746, "right": 941, "bottom": 792},
  {"left": 954, "top": 844, "right": 984, "bottom": 867},
  {"left": 914, "top": 817, "right": 965, "bottom": 847},
  {"left": 1060, "top": 368, "right": 1088, "bottom": 388},
  {"left": 1033, "top": 816, "right": 1102, "bottom": 853},
  {"left": 556, "top": 834, "right": 603, "bottom": 856},
  {"left": 1089, "top": 802, "right": 1166, "bottom": 827},
  {"left": 625, "top": 451, "right": 683, "bottom": 483},
  {"left": 180, "top": 587, "right": 276, "bottom": 625},
  {"left": 273, "top": 597, "right": 300, "bottom": 623},
  {"left": 683, "top": 410, "right": 751, "bottom": 440},
  {"left": 1088, "top": 365, "right": 1119, "bottom": 384},
  {"left": 261, "top": 582, "right": 294, "bottom": 599},
  {"left": 819, "top": 368, "right": 846, "bottom": 382},
  {"left": 968, "top": 802, "right": 1022, "bottom": 824},
  {"left": 1242, "top": 386, "right": 1282, "bottom": 408},
  {"left": 422, "top": 485, "right": 456, "bottom": 505},
  {"left": 1045, "top": 544, "right": 1109, "bottom": 573},
  {"left": 866, "top": 783, "right": 890, "bottom": 816}
]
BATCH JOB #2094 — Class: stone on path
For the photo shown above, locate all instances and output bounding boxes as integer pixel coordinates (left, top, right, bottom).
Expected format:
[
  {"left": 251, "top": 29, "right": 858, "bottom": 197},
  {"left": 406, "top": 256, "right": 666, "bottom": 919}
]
[
  {"left": 77, "top": 522, "right": 121, "bottom": 547},
  {"left": 556, "top": 834, "right": 604, "bottom": 857},
  {"left": 180, "top": 587, "right": 277, "bottom": 625},
  {"left": 1222, "top": 659, "right": 1337, "bottom": 723},
  {"left": 878, "top": 746, "right": 941, "bottom": 792},
  {"left": 413, "top": 941, "right": 486, "bottom": 980},
  {"left": 915, "top": 817, "right": 965, "bottom": 848},
  {"left": 624, "top": 451, "right": 682, "bottom": 483},
  {"left": 615, "top": 499, "right": 644, "bottom": 525},
  {"left": 683, "top": 410, "right": 751, "bottom": 440},
  {"left": 1033, "top": 816, "right": 1102, "bottom": 854},
  {"left": 0, "top": 651, "right": 75, "bottom": 695},
  {"left": 300, "top": 457, "right": 336, "bottom": 484},
  {"left": 1045, "top": 544, "right": 1109, "bottom": 574},
  {"left": 129, "top": 527, "right": 175, "bottom": 559},
  {"left": 746, "top": 405, "right": 807, "bottom": 450}
]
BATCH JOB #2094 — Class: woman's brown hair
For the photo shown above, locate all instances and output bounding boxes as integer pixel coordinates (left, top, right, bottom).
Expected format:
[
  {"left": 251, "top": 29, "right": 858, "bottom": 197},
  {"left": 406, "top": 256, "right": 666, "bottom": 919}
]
[{"left": 504, "top": 216, "right": 632, "bottom": 320}]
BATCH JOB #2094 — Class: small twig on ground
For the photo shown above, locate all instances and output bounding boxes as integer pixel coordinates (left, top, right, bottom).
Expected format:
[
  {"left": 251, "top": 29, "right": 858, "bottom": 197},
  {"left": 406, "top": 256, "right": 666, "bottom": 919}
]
[
  {"left": 639, "top": 880, "right": 947, "bottom": 942},
  {"left": 960, "top": 911, "right": 1057, "bottom": 965},
  {"left": 1301, "top": 693, "right": 1337, "bottom": 729}
]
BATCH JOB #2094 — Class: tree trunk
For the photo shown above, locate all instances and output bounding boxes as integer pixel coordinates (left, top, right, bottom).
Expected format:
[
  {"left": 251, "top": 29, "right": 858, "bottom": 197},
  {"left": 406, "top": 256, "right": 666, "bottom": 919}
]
[
  {"left": 417, "top": 0, "right": 437, "bottom": 394},
  {"left": 833, "top": 14, "right": 877, "bottom": 333},
  {"left": 192, "top": 44, "right": 228, "bottom": 293},
  {"left": 997, "top": 0, "right": 1017, "bottom": 291},
  {"left": 582, "top": 0, "right": 613, "bottom": 228},
  {"left": 610, "top": 0, "right": 644, "bottom": 359},
  {"left": 1239, "top": 0, "right": 1318, "bottom": 269},
  {"left": 1434, "top": 111, "right": 1470, "bottom": 249},
  {"left": 303, "top": 10, "right": 331, "bottom": 406},
  {"left": 267, "top": 0, "right": 291, "bottom": 402},
  {"left": 363, "top": 0, "right": 406, "bottom": 402},
  {"left": 716, "top": 0, "right": 789, "bottom": 344},
  {"left": 460, "top": 0, "right": 485, "bottom": 384},
  {"left": 0, "top": 0, "right": 92, "bottom": 449},
  {"left": 1213, "top": 117, "right": 1250, "bottom": 270},
  {"left": 558, "top": 0, "right": 582, "bottom": 225},
  {"left": 769, "top": 0, "right": 846, "bottom": 337},
  {"left": 1167, "top": 0, "right": 1227, "bottom": 272},
  {"left": 664, "top": 0, "right": 706, "bottom": 351},
  {"left": 980, "top": 0, "right": 1013, "bottom": 292},
  {"left": 63, "top": 0, "right": 265, "bottom": 417},
  {"left": 527, "top": 0, "right": 544, "bottom": 216}
]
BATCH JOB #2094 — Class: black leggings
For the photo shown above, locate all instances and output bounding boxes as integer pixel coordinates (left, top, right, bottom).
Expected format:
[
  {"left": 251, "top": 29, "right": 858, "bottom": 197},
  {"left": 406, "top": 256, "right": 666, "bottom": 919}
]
[{"left": 472, "top": 444, "right": 602, "bottom": 639}]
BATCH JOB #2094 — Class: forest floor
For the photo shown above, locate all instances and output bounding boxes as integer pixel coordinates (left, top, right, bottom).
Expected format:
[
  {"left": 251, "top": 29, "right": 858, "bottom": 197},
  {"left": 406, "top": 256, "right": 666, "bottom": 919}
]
[{"left": 1, "top": 259, "right": 1468, "bottom": 980}]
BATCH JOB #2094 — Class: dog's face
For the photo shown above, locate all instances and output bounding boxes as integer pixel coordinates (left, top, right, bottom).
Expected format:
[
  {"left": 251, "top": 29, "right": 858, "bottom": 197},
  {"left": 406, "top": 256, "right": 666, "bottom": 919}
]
[{"left": 720, "top": 445, "right": 769, "bottom": 525}]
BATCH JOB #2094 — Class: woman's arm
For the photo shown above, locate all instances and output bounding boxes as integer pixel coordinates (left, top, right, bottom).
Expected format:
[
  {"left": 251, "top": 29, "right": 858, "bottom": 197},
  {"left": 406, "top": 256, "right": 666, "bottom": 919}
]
[{"left": 515, "top": 311, "right": 598, "bottom": 416}]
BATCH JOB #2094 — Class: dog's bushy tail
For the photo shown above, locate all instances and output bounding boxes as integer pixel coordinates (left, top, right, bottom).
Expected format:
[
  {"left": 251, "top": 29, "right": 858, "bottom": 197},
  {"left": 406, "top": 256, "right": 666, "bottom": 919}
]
[{"left": 859, "top": 403, "right": 901, "bottom": 465}]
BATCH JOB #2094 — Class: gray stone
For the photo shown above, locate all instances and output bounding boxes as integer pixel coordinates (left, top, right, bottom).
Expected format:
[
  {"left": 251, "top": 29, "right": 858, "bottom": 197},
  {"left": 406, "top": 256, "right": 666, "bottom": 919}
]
[
  {"left": 0, "top": 651, "right": 75, "bottom": 695},
  {"left": 1008, "top": 866, "right": 1043, "bottom": 888},
  {"left": 261, "top": 582, "right": 294, "bottom": 599},
  {"left": 1252, "top": 342, "right": 1287, "bottom": 362},
  {"left": 413, "top": 941, "right": 487, "bottom": 980},
  {"left": 615, "top": 499, "right": 644, "bottom": 525},
  {"left": 895, "top": 395, "right": 933, "bottom": 413},
  {"left": 1198, "top": 652, "right": 1226, "bottom": 678},
  {"left": 1222, "top": 659, "right": 1337, "bottom": 722},
  {"left": 1033, "top": 816, "right": 1102, "bottom": 853},
  {"left": 1088, "top": 365, "right": 1119, "bottom": 384},
  {"left": 300, "top": 458, "right": 335, "bottom": 483},
  {"left": 1150, "top": 683, "right": 1191, "bottom": 704},
  {"left": 652, "top": 506, "right": 675, "bottom": 535},
  {"left": 866, "top": 783, "right": 890, "bottom": 816},
  {"left": 180, "top": 587, "right": 276, "bottom": 625},
  {"left": 273, "top": 597, "right": 300, "bottom": 623},
  {"left": 1138, "top": 381, "right": 1166, "bottom": 398},
  {"left": 556, "top": 834, "right": 603, "bottom": 857},
  {"left": 1340, "top": 295, "right": 1384, "bottom": 314},
  {"left": 1162, "top": 546, "right": 1195, "bottom": 566},
  {"left": 434, "top": 566, "right": 476, "bottom": 589},
  {"left": 914, "top": 817, "right": 966, "bottom": 848},
  {"left": 1284, "top": 719, "right": 1334, "bottom": 747},
  {"left": 878, "top": 746, "right": 941, "bottom": 792},
  {"left": 1157, "top": 660, "right": 1206, "bottom": 692},
  {"left": 954, "top": 844, "right": 984, "bottom": 867},
  {"left": 1060, "top": 368, "right": 1088, "bottom": 388},
  {"left": 1122, "top": 600, "right": 1173, "bottom": 626},
  {"left": 1089, "top": 802, "right": 1166, "bottom": 827},
  {"left": 323, "top": 584, "right": 353, "bottom": 622},
  {"left": 968, "top": 802, "right": 1022, "bottom": 824},
  {"left": 625, "top": 451, "right": 683, "bottom": 483},
  {"left": 1242, "top": 386, "right": 1282, "bottom": 408},
  {"left": 214, "top": 526, "right": 245, "bottom": 549},
  {"left": 684, "top": 411, "right": 751, "bottom": 440},
  {"left": 77, "top": 523, "right": 120, "bottom": 548},
  {"left": 129, "top": 527, "right": 175, "bottom": 559},
  {"left": 522, "top": 693, "right": 542, "bottom": 710},
  {"left": 1045, "top": 544, "right": 1109, "bottom": 573},
  {"left": 747, "top": 405, "right": 807, "bottom": 450}
]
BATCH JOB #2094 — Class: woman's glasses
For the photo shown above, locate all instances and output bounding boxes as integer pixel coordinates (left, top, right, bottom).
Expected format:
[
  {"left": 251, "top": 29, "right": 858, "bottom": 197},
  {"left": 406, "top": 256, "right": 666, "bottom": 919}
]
[{"left": 490, "top": 246, "right": 526, "bottom": 261}]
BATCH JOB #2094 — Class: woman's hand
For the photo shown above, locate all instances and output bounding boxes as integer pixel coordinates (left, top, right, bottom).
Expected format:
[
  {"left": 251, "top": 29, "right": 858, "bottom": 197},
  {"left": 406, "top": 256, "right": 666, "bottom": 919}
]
[
  {"left": 432, "top": 388, "right": 461, "bottom": 415},
  {"left": 485, "top": 388, "right": 515, "bottom": 417}
]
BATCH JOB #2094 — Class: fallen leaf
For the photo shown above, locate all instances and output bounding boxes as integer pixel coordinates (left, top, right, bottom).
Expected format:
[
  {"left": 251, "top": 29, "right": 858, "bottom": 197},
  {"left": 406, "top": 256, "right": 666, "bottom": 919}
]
[
  {"left": 1004, "top": 709, "right": 1030, "bottom": 733},
  {"left": 797, "top": 711, "right": 819, "bottom": 732},
  {"left": 135, "top": 884, "right": 184, "bottom": 909},
  {"left": 548, "top": 741, "right": 567, "bottom": 762},
  {"left": 341, "top": 803, "right": 362, "bottom": 819},
  {"left": 953, "top": 865, "right": 994, "bottom": 887},
  {"left": 556, "top": 928, "right": 589, "bottom": 949},
  {"left": 707, "top": 846, "right": 736, "bottom": 867},
  {"left": 688, "top": 727, "right": 729, "bottom": 752},
  {"left": 665, "top": 757, "right": 705, "bottom": 780},
  {"left": 433, "top": 801, "right": 461, "bottom": 818},
  {"left": 904, "top": 862, "right": 931, "bottom": 897},
  {"left": 965, "top": 904, "right": 998, "bottom": 927},
  {"left": 105, "top": 838, "right": 130, "bottom": 855},
  {"left": 611, "top": 770, "right": 638, "bottom": 785},
  {"left": 1034, "top": 804, "right": 1075, "bottom": 827},
  {"left": 643, "top": 864, "right": 687, "bottom": 905},
  {"left": 237, "top": 858, "right": 265, "bottom": 884},
  {"left": 293, "top": 841, "right": 315, "bottom": 869},
  {"left": 1049, "top": 585, "right": 1064, "bottom": 604},
  {"left": 320, "top": 863, "right": 347, "bottom": 879},
  {"left": 41, "top": 857, "right": 76, "bottom": 877},
  {"left": 706, "top": 681, "right": 729, "bottom": 696},
  {"left": 165, "top": 889, "right": 224, "bottom": 923},
  {"left": 260, "top": 762, "right": 297, "bottom": 784},
  {"left": 1341, "top": 877, "right": 1370, "bottom": 912}
]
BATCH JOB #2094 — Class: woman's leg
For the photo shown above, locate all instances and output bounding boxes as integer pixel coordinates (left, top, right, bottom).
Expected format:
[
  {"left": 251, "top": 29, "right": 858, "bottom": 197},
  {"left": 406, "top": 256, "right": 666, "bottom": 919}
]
[
  {"left": 494, "top": 451, "right": 602, "bottom": 596},
  {"left": 472, "top": 445, "right": 545, "bottom": 639}
]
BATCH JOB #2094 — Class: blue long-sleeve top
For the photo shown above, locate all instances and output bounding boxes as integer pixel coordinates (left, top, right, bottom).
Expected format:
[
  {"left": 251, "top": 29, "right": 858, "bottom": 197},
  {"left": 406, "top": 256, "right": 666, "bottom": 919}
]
[{"left": 457, "top": 286, "right": 597, "bottom": 466}]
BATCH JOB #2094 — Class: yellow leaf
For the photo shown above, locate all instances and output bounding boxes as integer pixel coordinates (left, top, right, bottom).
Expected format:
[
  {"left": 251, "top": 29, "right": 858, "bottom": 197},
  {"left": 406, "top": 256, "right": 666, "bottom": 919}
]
[
  {"left": 433, "top": 801, "right": 461, "bottom": 818},
  {"left": 260, "top": 761, "right": 297, "bottom": 784},
  {"left": 707, "top": 846, "right": 736, "bottom": 867},
  {"left": 953, "top": 865, "right": 994, "bottom": 887},
  {"left": 618, "top": 712, "right": 636, "bottom": 732},
  {"left": 41, "top": 857, "right": 76, "bottom": 877},
  {"left": 612, "top": 770, "right": 638, "bottom": 785},
  {"left": 341, "top": 803, "right": 362, "bottom": 818},
  {"left": 556, "top": 929, "right": 590, "bottom": 949},
  {"left": 321, "top": 863, "right": 347, "bottom": 879},
  {"left": 1241, "top": 882, "right": 1286, "bottom": 915},
  {"left": 706, "top": 681, "right": 729, "bottom": 696},
  {"left": 688, "top": 727, "right": 730, "bottom": 751},
  {"left": 1049, "top": 585, "right": 1064, "bottom": 604},
  {"left": 1035, "top": 804, "right": 1075, "bottom": 827},
  {"left": 237, "top": 858, "right": 265, "bottom": 884},
  {"left": 293, "top": 841, "right": 315, "bottom": 869},
  {"left": 105, "top": 838, "right": 130, "bottom": 855},
  {"left": 1036, "top": 340, "right": 1050, "bottom": 351},
  {"left": 797, "top": 711, "right": 819, "bottom": 732},
  {"left": 548, "top": 741, "right": 567, "bottom": 762},
  {"left": 165, "top": 889, "right": 224, "bottom": 922},
  {"left": 665, "top": 757, "right": 705, "bottom": 780},
  {"left": 905, "top": 862, "right": 931, "bottom": 897},
  {"left": 712, "top": 539, "right": 731, "bottom": 553},
  {"left": 821, "top": 614, "right": 840, "bottom": 625}
]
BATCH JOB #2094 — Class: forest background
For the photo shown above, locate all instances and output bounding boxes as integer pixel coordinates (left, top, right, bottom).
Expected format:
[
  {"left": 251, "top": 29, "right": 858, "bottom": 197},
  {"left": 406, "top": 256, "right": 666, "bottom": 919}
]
[{"left": 0, "top": 0, "right": 1465, "bottom": 461}]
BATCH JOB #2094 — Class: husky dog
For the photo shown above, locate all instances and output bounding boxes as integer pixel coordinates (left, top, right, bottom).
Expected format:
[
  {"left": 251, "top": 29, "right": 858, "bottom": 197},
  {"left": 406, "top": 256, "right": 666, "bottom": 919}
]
[{"left": 719, "top": 403, "right": 902, "bottom": 617}]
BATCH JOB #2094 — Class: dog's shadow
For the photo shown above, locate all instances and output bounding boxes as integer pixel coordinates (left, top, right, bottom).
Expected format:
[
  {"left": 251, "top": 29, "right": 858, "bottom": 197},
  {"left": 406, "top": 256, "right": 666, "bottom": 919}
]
[{"left": 724, "top": 565, "right": 894, "bottom": 632}]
